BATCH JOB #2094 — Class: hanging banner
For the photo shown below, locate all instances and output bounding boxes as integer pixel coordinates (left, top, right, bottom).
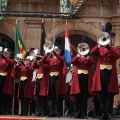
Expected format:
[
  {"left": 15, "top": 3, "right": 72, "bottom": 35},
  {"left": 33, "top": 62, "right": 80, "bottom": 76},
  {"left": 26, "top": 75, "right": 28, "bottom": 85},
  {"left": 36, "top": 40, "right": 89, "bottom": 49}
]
[
  {"left": 60, "top": 0, "right": 78, "bottom": 16},
  {"left": 0, "top": 0, "right": 7, "bottom": 21}
]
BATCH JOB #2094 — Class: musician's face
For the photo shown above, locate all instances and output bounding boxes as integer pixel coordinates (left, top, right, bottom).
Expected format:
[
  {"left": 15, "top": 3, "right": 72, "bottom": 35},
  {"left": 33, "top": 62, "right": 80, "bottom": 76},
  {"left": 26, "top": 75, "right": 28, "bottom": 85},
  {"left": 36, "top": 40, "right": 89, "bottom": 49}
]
[
  {"left": 3, "top": 52, "right": 10, "bottom": 58},
  {"left": 70, "top": 67, "right": 75, "bottom": 72},
  {"left": 55, "top": 50, "right": 60, "bottom": 55},
  {"left": 0, "top": 55, "right": 2, "bottom": 59},
  {"left": 26, "top": 60, "right": 31, "bottom": 65}
]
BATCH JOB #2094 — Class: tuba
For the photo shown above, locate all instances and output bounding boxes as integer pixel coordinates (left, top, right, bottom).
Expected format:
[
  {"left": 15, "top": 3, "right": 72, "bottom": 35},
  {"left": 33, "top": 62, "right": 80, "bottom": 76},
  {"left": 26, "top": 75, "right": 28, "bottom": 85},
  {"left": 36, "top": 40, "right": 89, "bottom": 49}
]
[
  {"left": 77, "top": 42, "right": 90, "bottom": 56},
  {"left": 43, "top": 41, "right": 54, "bottom": 54},
  {"left": 97, "top": 32, "right": 111, "bottom": 46}
]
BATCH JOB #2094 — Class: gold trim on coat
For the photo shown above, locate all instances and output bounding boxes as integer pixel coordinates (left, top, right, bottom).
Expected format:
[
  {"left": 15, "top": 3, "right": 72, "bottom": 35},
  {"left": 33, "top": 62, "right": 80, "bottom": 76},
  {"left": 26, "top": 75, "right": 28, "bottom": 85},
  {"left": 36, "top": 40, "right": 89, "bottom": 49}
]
[
  {"left": 100, "top": 64, "right": 112, "bottom": 70},
  {"left": 78, "top": 69, "right": 88, "bottom": 74},
  {"left": 50, "top": 72, "right": 59, "bottom": 76}
]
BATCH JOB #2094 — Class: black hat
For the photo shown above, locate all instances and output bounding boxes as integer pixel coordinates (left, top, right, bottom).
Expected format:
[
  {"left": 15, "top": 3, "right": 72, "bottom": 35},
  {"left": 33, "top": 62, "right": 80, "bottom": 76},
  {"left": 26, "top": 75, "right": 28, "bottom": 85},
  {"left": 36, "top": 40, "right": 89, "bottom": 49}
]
[
  {"left": 54, "top": 37, "right": 62, "bottom": 46},
  {"left": 54, "top": 46, "right": 61, "bottom": 51}
]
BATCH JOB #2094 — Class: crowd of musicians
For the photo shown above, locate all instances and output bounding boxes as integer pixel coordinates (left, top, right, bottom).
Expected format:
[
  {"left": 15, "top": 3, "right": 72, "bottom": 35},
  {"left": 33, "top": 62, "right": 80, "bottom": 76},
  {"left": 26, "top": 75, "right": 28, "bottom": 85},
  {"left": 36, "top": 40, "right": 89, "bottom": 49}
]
[{"left": 0, "top": 32, "right": 120, "bottom": 120}]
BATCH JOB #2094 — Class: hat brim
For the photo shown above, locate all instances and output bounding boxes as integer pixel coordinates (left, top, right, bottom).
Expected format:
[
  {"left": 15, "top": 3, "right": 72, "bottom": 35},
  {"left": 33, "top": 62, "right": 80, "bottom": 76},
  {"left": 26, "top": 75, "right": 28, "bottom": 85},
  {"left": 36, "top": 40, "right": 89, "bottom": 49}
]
[{"left": 3, "top": 51, "right": 10, "bottom": 53}]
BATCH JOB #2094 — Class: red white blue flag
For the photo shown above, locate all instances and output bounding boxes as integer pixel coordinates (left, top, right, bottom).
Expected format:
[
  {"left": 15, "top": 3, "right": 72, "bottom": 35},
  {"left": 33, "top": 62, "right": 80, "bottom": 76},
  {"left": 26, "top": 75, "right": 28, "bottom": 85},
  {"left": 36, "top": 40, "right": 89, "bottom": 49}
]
[{"left": 64, "top": 25, "right": 72, "bottom": 64}]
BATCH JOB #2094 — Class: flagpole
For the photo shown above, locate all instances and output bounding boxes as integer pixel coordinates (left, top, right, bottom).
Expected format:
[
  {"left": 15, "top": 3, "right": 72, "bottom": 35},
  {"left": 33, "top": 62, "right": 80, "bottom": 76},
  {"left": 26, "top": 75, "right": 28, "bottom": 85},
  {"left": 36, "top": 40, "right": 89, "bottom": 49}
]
[
  {"left": 12, "top": 19, "right": 18, "bottom": 115},
  {"left": 66, "top": 21, "right": 67, "bottom": 26},
  {"left": 42, "top": 18, "right": 44, "bottom": 23},
  {"left": 102, "top": 21, "right": 103, "bottom": 25},
  {"left": 16, "top": 19, "right": 18, "bottom": 25},
  {"left": 53, "top": 16, "right": 55, "bottom": 42}
]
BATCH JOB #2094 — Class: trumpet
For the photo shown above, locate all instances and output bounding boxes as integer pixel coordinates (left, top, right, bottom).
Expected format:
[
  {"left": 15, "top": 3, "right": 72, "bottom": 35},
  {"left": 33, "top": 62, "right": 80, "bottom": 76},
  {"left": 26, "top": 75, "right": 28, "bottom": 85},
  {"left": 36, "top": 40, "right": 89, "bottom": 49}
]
[
  {"left": 14, "top": 57, "right": 23, "bottom": 66},
  {"left": 34, "top": 54, "right": 43, "bottom": 58},
  {"left": 33, "top": 54, "right": 43, "bottom": 61}
]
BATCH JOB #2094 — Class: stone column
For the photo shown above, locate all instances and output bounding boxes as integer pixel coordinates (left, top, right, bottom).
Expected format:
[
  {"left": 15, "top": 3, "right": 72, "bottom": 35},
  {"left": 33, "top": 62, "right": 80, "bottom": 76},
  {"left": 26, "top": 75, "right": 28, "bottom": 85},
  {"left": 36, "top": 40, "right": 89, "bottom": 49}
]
[{"left": 25, "top": 20, "right": 42, "bottom": 53}]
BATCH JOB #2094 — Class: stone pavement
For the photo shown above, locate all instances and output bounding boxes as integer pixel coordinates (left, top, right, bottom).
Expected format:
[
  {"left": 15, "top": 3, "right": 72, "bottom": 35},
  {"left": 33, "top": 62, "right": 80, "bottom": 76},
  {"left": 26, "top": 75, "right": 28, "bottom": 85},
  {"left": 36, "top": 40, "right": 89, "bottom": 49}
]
[
  {"left": 0, "top": 115, "right": 120, "bottom": 120},
  {"left": 45, "top": 116, "right": 120, "bottom": 120}
]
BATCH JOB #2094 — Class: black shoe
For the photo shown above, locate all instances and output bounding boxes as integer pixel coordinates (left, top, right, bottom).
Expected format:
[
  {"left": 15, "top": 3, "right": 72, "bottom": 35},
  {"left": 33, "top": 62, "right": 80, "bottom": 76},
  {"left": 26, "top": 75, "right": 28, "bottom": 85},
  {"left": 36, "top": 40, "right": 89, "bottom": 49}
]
[
  {"left": 92, "top": 115, "right": 97, "bottom": 118},
  {"left": 81, "top": 116, "right": 88, "bottom": 119},
  {"left": 99, "top": 113, "right": 107, "bottom": 120},
  {"left": 36, "top": 112, "right": 41, "bottom": 116},
  {"left": 0, "top": 110, "right": 2, "bottom": 115},
  {"left": 57, "top": 114, "right": 63, "bottom": 118},
  {"left": 107, "top": 114, "right": 115, "bottom": 120},
  {"left": 2, "top": 112, "right": 7, "bottom": 115},
  {"left": 69, "top": 114, "right": 75, "bottom": 118},
  {"left": 48, "top": 113, "right": 56, "bottom": 117},
  {"left": 24, "top": 114, "right": 28, "bottom": 116},
  {"left": 19, "top": 113, "right": 23, "bottom": 116},
  {"left": 74, "top": 114, "right": 81, "bottom": 118},
  {"left": 41, "top": 113, "right": 47, "bottom": 117}
]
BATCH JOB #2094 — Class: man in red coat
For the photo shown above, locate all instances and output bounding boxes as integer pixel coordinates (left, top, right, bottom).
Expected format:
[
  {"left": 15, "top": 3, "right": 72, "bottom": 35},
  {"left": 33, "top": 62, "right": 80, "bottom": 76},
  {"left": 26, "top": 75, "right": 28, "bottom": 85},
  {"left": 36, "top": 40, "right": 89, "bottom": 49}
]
[
  {"left": 0, "top": 48, "right": 15, "bottom": 115},
  {"left": 70, "top": 51, "right": 95, "bottom": 119},
  {"left": 43, "top": 46, "right": 65, "bottom": 117},
  {"left": 90, "top": 40, "right": 120, "bottom": 120},
  {"left": 16, "top": 56, "right": 34, "bottom": 116},
  {"left": 33, "top": 56, "right": 50, "bottom": 116}
]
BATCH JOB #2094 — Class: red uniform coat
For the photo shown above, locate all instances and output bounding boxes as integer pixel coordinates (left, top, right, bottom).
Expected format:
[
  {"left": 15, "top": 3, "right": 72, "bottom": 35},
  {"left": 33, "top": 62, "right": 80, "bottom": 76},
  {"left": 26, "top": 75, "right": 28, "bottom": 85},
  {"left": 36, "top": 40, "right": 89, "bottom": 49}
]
[
  {"left": 34, "top": 59, "right": 50, "bottom": 96},
  {"left": 43, "top": 53, "right": 66, "bottom": 95},
  {"left": 90, "top": 45, "right": 120, "bottom": 94},
  {"left": 3, "top": 58, "right": 15, "bottom": 96},
  {"left": 0, "top": 58, "right": 9, "bottom": 73},
  {"left": 70, "top": 55, "right": 95, "bottom": 96},
  {"left": 17, "top": 65, "right": 34, "bottom": 99},
  {"left": 55, "top": 53, "right": 66, "bottom": 96}
]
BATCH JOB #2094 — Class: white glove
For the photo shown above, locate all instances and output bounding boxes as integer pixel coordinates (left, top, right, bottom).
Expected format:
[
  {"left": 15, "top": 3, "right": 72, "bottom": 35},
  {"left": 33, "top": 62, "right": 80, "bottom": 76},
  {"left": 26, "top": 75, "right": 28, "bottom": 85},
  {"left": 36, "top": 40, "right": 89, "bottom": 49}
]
[
  {"left": 77, "top": 54, "right": 80, "bottom": 57},
  {"left": 86, "top": 56, "right": 89, "bottom": 60},
  {"left": 98, "top": 44, "right": 101, "bottom": 48}
]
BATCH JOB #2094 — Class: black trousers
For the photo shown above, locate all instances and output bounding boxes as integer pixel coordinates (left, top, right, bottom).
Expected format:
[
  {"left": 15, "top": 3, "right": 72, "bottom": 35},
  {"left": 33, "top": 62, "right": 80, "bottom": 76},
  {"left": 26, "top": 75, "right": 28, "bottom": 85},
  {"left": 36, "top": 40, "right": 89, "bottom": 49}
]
[
  {"left": 19, "top": 80, "right": 30, "bottom": 115},
  {"left": 74, "top": 74, "right": 88, "bottom": 117},
  {"left": 100, "top": 69, "right": 114, "bottom": 116},
  {"left": 57, "top": 95, "right": 64, "bottom": 116},
  {"left": 41, "top": 96, "right": 48, "bottom": 115},
  {"left": 2, "top": 94, "right": 11, "bottom": 114},
  {"left": 36, "top": 79, "right": 41, "bottom": 115},
  {"left": 93, "top": 96, "right": 101, "bottom": 117},
  {"left": 48, "top": 76, "right": 58, "bottom": 115},
  {"left": 0, "top": 76, "right": 7, "bottom": 114},
  {"left": 29, "top": 99, "right": 36, "bottom": 115},
  {"left": 36, "top": 78, "right": 48, "bottom": 115}
]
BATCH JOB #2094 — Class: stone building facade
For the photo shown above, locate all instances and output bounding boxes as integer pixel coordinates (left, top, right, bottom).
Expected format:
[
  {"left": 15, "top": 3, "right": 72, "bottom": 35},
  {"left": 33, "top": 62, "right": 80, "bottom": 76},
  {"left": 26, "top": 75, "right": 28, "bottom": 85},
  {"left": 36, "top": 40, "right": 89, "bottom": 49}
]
[{"left": 0, "top": 0, "right": 120, "bottom": 103}]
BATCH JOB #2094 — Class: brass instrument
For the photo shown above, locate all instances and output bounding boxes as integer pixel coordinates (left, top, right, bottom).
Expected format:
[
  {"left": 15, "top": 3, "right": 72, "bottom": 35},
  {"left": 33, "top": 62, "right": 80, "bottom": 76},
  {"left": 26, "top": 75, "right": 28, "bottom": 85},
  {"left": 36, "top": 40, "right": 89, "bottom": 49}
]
[
  {"left": 43, "top": 41, "right": 54, "bottom": 54},
  {"left": 77, "top": 42, "right": 90, "bottom": 56},
  {"left": 30, "top": 49, "right": 43, "bottom": 61},
  {"left": 97, "top": 32, "right": 111, "bottom": 46},
  {"left": 14, "top": 57, "right": 23, "bottom": 66}
]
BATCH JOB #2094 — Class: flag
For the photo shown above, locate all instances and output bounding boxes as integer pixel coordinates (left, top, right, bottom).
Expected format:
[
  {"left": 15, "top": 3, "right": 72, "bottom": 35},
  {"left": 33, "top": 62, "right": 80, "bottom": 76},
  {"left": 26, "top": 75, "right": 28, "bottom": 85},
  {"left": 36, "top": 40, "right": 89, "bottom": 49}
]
[
  {"left": 60, "top": 0, "right": 78, "bottom": 14},
  {"left": 40, "top": 21, "right": 47, "bottom": 55},
  {"left": 14, "top": 23, "right": 26, "bottom": 59},
  {"left": 102, "top": 21, "right": 105, "bottom": 32},
  {"left": 64, "top": 25, "right": 72, "bottom": 64}
]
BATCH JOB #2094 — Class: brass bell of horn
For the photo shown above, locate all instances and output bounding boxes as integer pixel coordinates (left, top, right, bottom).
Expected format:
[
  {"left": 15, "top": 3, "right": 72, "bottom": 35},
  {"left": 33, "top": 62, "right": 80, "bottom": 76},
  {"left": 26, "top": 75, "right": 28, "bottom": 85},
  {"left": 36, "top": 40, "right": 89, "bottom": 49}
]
[
  {"left": 97, "top": 32, "right": 111, "bottom": 46},
  {"left": 43, "top": 41, "right": 54, "bottom": 54},
  {"left": 77, "top": 42, "right": 90, "bottom": 56}
]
